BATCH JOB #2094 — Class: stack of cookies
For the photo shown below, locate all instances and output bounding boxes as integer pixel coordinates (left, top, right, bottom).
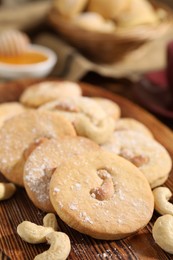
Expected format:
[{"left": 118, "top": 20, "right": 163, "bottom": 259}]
[{"left": 0, "top": 80, "right": 172, "bottom": 240}]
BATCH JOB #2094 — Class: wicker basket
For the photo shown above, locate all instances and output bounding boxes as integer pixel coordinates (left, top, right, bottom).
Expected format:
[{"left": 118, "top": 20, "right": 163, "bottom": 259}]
[{"left": 48, "top": 1, "right": 173, "bottom": 64}]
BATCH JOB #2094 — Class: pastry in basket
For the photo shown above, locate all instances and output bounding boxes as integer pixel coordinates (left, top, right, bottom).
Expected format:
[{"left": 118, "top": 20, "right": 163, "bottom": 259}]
[
  {"left": 114, "top": 118, "right": 153, "bottom": 138},
  {"left": 0, "top": 29, "right": 30, "bottom": 56},
  {"left": 93, "top": 97, "right": 121, "bottom": 120},
  {"left": 0, "top": 102, "right": 25, "bottom": 128},
  {"left": 0, "top": 110, "right": 76, "bottom": 186},
  {"left": 72, "top": 12, "right": 116, "bottom": 32},
  {"left": 24, "top": 137, "right": 100, "bottom": 213},
  {"left": 87, "top": 0, "right": 130, "bottom": 19},
  {"left": 116, "top": 0, "right": 159, "bottom": 27},
  {"left": 20, "top": 81, "right": 82, "bottom": 108},
  {"left": 102, "top": 130, "right": 172, "bottom": 188},
  {"left": 39, "top": 96, "right": 116, "bottom": 144},
  {"left": 49, "top": 149, "right": 154, "bottom": 240},
  {"left": 53, "top": 0, "right": 88, "bottom": 18}
]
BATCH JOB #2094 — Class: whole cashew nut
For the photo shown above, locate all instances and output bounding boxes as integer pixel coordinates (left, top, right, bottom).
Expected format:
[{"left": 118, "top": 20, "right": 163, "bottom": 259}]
[
  {"left": 0, "top": 182, "right": 16, "bottom": 200},
  {"left": 34, "top": 231, "right": 71, "bottom": 260},
  {"left": 17, "top": 221, "right": 54, "bottom": 244},
  {"left": 153, "top": 187, "right": 173, "bottom": 215},
  {"left": 43, "top": 213, "right": 59, "bottom": 231},
  {"left": 90, "top": 170, "right": 114, "bottom": 201},
  {"left": 152, "top": 214, "right": 173, "bottom": 254}
]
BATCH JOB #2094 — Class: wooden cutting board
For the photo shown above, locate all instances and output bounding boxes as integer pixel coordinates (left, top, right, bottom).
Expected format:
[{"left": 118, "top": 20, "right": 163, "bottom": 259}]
[{"left": 0, "top": 79, "right": 172, "bottom": 260}]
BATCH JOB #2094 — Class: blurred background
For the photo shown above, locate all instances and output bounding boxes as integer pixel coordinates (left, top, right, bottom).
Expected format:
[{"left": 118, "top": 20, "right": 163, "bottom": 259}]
[{"left": 0, "top": 0, "right": 173, "bottom": 128}]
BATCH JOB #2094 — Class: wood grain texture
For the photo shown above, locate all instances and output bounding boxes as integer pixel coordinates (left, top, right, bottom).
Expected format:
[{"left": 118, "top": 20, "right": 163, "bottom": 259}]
[{"left": 0, "top": 79, "right": 172, "bottom": 260}]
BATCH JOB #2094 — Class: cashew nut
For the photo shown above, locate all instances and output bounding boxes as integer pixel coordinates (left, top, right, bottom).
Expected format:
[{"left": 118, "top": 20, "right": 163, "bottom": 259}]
[
  {"left": 43, "top": 213, "right": 59, "bottom": 231},
  {"left": 34, "top": 231, "right": 71, "bottom": 260},
  {"left": 0, "top": 182, "right": 16, "bottom": 200},
  {"left": 119, "top": 149, "right": 149, "bottom": 167},
  {"left": 17, "top": 214, "right": 71, "bottom": 258},
  {"left": 90, "top": 169, "right": 114, "bottom": 201},
  {"left": 17, "top": 221, "right": 55, "bottom": 244},
  {"left": 152, "top": 214, "right": 173, "bottom": 254},
  {"left": 153, "top": 187, "right": 173, "bottom": 215}
]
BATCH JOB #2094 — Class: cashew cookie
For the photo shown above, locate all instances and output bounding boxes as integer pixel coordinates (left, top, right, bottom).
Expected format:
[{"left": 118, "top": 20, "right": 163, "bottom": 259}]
[
  {"left": 102, "top": 130, "right": 172, "bottom": 188},
  {"left": 20, "top": 81, "right": 82, "bottom": 108},
  {"left": 0, "top": 110, "right": 76, "bottom": 186},
  {"left": 39, "top": 96, "right": 116, "bottom": 144},
  {"left": 0, "top": 102, "right": 25, "bottom": 128},
  {"left": 24, "top": 137, "right": 100, "bottom": 212},
  {"left": 114, "top": 118, "right": 153, "bottom": 138},
  {"left": 49, "top": 150, "right": 154, "bottom": 240}
]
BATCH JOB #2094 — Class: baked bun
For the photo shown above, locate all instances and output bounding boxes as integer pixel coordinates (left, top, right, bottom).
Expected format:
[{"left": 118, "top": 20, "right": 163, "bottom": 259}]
[
  {"left": 87, "top": 0, "right": 130, "bottom": 19},
  {"left": 72, "top": 12, "right": 116, "bottom": 33},
  {"left": 116, "top": 0, "right": 158, "bottom": 27},
  {"left": 53, "top": 0, "right": 88, "bottom": 18}
]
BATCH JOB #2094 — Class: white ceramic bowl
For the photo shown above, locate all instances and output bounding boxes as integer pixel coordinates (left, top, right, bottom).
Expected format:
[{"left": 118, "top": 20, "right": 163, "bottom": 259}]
[{"left": 0, "top": 44, "right": 57, "bottom": 79}]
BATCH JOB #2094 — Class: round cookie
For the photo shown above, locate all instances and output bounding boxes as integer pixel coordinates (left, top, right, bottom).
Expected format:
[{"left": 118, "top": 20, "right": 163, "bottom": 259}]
[
  {"left": 0, "top": 110, "right": 76, "bottom": 186},
  {"left": 24, "top": 137, "right": 100, "bottom": 212},
  {"left": 93, "top": 97, "right": 121, "bottom": 120},
  {"left": 20, "top": 81, "right": 82, "bottom": 108},
  {"left": 0, "top": 102, "right": 25, "bottom": 128},
  {"left": 49, "top": 150, "right": 154, "bottom": 240},
  {"left": 102, "top": 130, "right": 172, "bottom": 188},
  {"left": 39, "top": 96, "right": 116, "bottom": 144},
  {"left": 114, "top": 118, "right": 153, "bottom": 138}
]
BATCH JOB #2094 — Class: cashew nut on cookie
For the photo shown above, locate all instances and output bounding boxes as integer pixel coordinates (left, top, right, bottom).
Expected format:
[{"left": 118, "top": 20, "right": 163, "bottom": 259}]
[
  {"left": 153, "top": 187, "right": 173, "bottom": 215},
  {"left": 34, "top": 231, "right": 71, "bottom": 260},
  {"left": 90, "top": 169, "right": 114, "bottom": 201},
  {"left": 0, "top": 182, "right": 16, "bottom": 200},
  {"left": 152, "top": 214, "right": 173, "bottom": 254}
]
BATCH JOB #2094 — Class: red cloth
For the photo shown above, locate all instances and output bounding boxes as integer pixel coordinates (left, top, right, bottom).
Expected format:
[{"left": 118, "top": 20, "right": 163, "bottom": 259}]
[{"left": 134, "top": 40, "right": 173, "bottom": 119}]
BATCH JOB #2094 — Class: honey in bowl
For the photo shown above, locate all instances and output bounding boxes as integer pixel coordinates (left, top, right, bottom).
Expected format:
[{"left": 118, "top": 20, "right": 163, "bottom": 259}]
[
  {"left": 0, "top": 30, "right": 57, "bottom": 79},
  {"left": 0, "top": 51, "right": 48, "bottom": 65}
]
